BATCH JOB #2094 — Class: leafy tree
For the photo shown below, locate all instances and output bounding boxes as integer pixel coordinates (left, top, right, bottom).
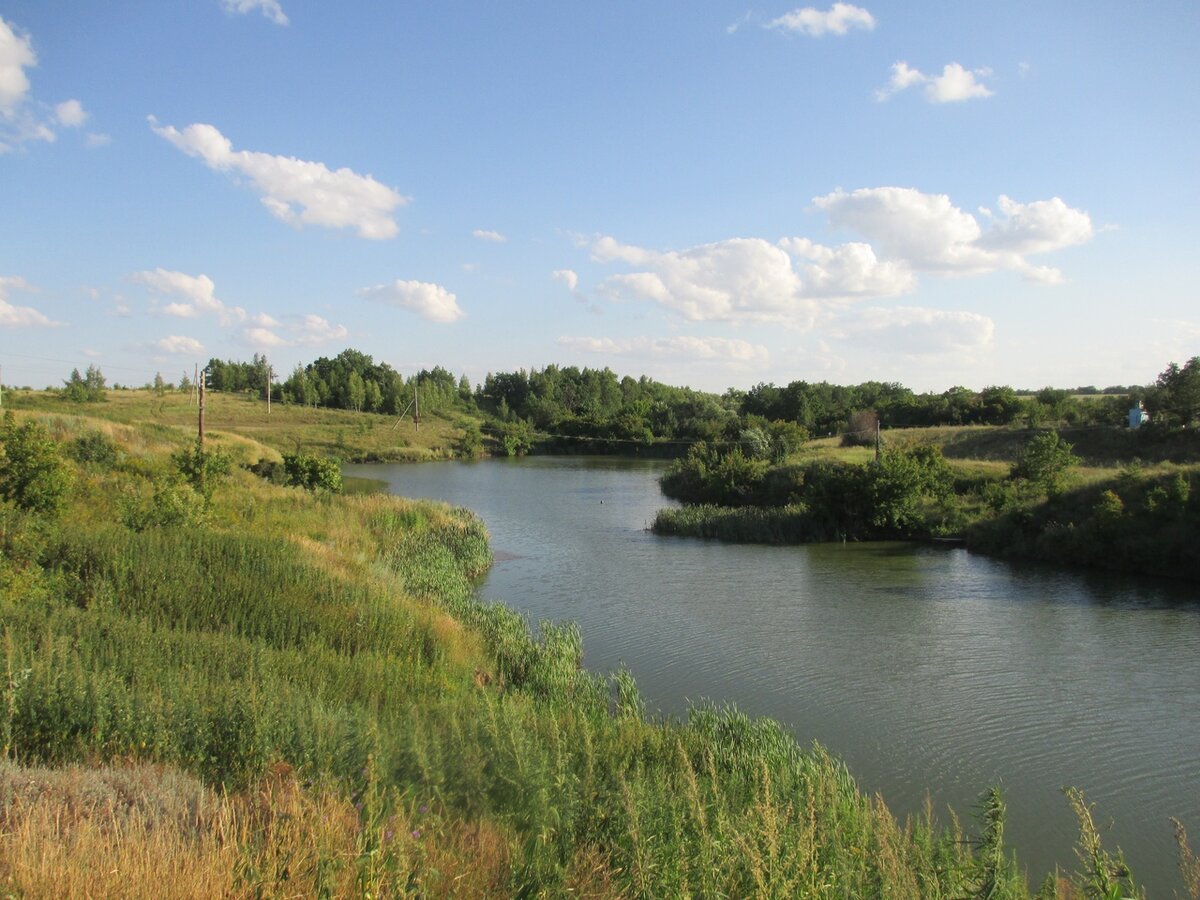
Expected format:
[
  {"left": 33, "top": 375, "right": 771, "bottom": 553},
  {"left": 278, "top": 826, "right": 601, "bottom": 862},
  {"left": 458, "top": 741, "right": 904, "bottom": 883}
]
[
  {"left": 0, "top": 412, "right": 72, "bottom": 513},
  {"left": 1011, "top": 432, "right": 1079, "bottom": 495},
  {"left": 153, "top": 372, "right": 167, "bottom": 395},
  {"left": 67, "top": 431, "right": 118, "bottom": 468},
  {"left": 1146, "top": 356, "right": 1200, "bottom": 428},
  {"left": 179, "top": 370, "right": 193, "bottom": 393}
]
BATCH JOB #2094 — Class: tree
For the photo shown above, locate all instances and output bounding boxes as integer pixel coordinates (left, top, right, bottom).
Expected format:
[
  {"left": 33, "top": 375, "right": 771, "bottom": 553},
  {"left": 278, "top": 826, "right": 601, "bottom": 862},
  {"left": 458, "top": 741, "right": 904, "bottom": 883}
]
[
  {"left": 1146, "top": 357, "right": 1200, "bottom": 428},
  {"left": 172, "top": 441, "right": 231, "bottom": 507},
  {"left": 281, "top": 452, "right": 343, "bottom": 492},
  {"left": 153, "top": 372, "right": 167, "bottom": 396},
  {"left": 1011, "top": 432, "right": 1079, "bottom": 495},
  {"left": 0, "top": 412, "right": 72, "bottom": 513},
  {"left": 179, "top": 370, "right": 193, "bottom": 393}
]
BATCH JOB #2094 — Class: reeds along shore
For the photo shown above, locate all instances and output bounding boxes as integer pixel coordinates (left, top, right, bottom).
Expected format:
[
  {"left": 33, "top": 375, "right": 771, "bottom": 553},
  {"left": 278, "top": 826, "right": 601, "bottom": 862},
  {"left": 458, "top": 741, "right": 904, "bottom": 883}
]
[{"left": 0, "top": 404, "right": 1188, "bottom": 897}]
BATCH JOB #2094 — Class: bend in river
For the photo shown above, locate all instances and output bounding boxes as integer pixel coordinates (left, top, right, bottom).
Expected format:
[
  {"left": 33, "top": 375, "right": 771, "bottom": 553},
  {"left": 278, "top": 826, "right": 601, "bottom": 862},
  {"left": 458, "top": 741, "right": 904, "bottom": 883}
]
[{"left": 346, "top": 456, "right": 1200, "bottom": 895}]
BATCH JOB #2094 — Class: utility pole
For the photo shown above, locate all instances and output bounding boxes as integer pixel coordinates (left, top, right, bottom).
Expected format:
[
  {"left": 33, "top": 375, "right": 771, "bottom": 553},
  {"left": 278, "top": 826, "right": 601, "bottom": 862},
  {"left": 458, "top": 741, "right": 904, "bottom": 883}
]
[{"left": 198, "top": 367, "right": 207, "bottom": 450}]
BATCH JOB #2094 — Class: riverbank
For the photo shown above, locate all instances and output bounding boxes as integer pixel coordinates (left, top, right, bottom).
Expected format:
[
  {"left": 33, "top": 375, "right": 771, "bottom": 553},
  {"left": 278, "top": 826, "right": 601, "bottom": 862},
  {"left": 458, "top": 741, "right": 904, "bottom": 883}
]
[{"left": 1, "top": 403, "right": 1190, "bottom": 895}]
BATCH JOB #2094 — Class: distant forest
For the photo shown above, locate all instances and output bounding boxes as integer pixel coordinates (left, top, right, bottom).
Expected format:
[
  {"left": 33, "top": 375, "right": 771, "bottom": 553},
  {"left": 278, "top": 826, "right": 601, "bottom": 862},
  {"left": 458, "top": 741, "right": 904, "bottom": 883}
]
[{"left": 198, "top": 349, "right": 1196, "bottom": 452}]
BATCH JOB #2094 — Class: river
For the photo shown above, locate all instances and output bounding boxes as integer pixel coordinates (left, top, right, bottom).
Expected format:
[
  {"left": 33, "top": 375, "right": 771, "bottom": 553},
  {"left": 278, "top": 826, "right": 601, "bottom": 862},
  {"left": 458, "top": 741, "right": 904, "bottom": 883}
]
[{"left": 345, "top": 455, "right": 1200, "bottom": 894}]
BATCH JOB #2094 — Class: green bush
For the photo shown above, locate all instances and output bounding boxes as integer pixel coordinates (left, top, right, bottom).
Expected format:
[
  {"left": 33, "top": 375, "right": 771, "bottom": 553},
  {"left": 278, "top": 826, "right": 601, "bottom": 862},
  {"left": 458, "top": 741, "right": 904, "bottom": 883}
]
[
  {"left": 0, "top": 413, "right": 72, "bottom": 514},
  {"left": 67, "top": 431, "right": 119, "bottom": 468},
  {"left": 281, "top": 452, "right": 343, "bottom": 492}
]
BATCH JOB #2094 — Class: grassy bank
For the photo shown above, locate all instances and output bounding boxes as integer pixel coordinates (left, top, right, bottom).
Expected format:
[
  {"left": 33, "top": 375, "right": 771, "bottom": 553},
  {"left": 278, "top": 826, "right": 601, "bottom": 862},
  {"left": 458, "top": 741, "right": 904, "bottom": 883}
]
[{"left": 0, "top": 401, "right": 1190, "bottom": 895}]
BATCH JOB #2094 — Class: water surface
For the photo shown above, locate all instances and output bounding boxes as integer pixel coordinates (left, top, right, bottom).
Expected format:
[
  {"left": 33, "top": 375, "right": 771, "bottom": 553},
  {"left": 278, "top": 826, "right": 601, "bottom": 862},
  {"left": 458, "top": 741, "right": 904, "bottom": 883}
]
[{"left": 346, "top": 456, "right": 1200, "bottom": 893}]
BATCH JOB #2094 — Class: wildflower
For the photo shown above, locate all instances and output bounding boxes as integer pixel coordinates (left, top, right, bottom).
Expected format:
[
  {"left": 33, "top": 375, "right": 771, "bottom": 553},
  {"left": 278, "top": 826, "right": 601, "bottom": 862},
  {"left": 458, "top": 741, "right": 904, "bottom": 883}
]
[{"left": 411, "top": 829, "right": 421, "bottom": 840}]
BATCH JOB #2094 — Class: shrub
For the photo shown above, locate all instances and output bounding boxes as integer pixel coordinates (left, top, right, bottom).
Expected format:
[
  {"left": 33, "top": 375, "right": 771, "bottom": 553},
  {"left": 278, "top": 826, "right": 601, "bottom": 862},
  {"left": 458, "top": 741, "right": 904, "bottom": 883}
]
[
  {"left": 0, "top": 412, "right": 72, "bottom": 514},
  {"left": 281, "top": 452, "right": 343, "bottom": 492},
  {"left": 68, "top": 431, "right": 118, "bottom": 468}
]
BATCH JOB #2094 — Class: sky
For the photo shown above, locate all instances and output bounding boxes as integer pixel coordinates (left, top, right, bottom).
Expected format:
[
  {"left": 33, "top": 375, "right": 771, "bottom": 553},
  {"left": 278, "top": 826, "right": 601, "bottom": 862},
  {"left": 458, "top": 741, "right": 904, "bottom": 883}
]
[{"left": 1, "top": 1, "right": 1198, "bottom": 395}]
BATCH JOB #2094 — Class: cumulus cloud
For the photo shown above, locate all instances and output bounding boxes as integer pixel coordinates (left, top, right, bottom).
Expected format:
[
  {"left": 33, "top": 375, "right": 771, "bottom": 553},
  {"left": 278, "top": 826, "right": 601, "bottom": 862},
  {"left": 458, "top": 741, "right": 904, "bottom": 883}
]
[
  {"left": 472, "top": 228, "right": 507, "bottom": 243},
  {"left": 1, "top": 17, "right": 93, "bottom": 151},
  {"left": 133, "top": 268, "right": 248, "bottom": 324},
  {"left": 360, "top": 280, "right": 465, "bottom": 323},
  {"left": 149, "top": 118, "right": 408, "bottom": 239},
  {"left": 0, "top": 16, "right": 34, "bottom": 115},
  {"left": 778, "top": 238, "right": 915, "bottom": 298},
  {"left": 54, "top": 98, "right": 86, "bottom": 126},
  {"left": 831, "top": 306, "right": 995, "bottom": 355},
  {"left": 0, "top": 276, "right": 61, "bottom": 327},
  {"left": 592, "top": 235, "right": 817, "bottom": 326},
  {"left": 813, "top": 187, "right": 1092, "bottom": 282},
  {"left": 768, "top": 3, "right": 875, "bottom": 36},
  {"left": 157, "top": 335, "right": 205, "bottom": 355},
  {"left": 241, "top": 314, "right": 348, "bottom": 350},
  {"left": 558, "top": 334, "right": 770, "bottom": 365},
  {"left": 552, "top": 269, "right": 579, "bottom": 292},
  {"left": 221, "top": 0, "right": 288, "bottom": 26},
  {"left": 877, "top": 61, "right": 994, "bottom": 103}
]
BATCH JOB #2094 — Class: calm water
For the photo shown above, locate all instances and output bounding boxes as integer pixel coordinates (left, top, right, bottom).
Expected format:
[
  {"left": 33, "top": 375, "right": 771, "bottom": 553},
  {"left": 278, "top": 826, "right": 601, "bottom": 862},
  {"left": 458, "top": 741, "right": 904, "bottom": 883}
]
[{"left": 346, "top": 456, "right": 1200, "bottom": 893}]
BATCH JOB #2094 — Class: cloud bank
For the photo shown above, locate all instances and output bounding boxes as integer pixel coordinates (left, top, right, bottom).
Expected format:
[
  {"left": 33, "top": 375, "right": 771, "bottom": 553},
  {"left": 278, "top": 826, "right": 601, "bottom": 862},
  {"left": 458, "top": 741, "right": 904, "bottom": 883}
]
[{"left": 0, "top": 276, "right": 61, "bottom": 327}]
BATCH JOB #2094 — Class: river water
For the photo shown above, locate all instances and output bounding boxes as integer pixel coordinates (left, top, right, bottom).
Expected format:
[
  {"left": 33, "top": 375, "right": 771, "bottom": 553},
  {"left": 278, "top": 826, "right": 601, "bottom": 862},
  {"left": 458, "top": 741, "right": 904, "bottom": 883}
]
[{"left": 346, "top": 455, "right": 1200, "bottom": 893}]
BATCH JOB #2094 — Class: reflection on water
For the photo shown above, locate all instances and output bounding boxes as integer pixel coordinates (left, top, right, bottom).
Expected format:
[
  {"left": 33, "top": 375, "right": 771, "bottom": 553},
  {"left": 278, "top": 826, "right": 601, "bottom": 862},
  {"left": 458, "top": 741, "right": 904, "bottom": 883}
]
[{"left": 346, "top": 456, "right": 1200, "bottom": 894}]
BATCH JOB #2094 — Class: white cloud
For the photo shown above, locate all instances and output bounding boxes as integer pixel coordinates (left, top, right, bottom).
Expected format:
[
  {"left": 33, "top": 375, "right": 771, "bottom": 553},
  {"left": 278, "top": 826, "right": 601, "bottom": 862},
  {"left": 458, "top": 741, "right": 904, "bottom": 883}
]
[
  {"left": 221, "top": 0, "right": 288, "bottom": 26},
  {"left": 558, "top": 335, "right": 770, "bottom": 365},
  {"left": 877, "top": 61, "right": 994, "bottom": 103},
  {"left": 149, "top": 118, "right": 408, "bottom": 239},
  {"left": 472, "top": 228, "right": 507, "bottom": 243},
  {"left": 54, "top": 98, "right": 86, "bottom": 127},
  {"left": 552, "top": 269, "right": 579, "bottom": 291},
  {"left": 831, "top": 306, "right": 995, "bottom": 355},
  {"left": 592, "top": 235, "right": 817, "bottom": 326},
  {"left": 292, "top": 314, "right": 348, "bottom": 344},
  {"left": 0, "top": 16, "right": 34, "bottom": 115},
  {"left": 157, "top": 335, "right": 205, "bottom": 355},
  {"left": 0, "top": 276, "right": 61, "bottom": 327},
  {"left": 241, "top": 314, "right": 348, "bottom": 350},
  {"left": 768, "top": 3, "right": 875, "bottom": 36},
  {"left": 242, "top": 327, "right": 290, "bottom": 349},
  {"left": 779, "top": 237, "right": 915, "bottom": 299},
  {"left": 360, "top": 280, "right": 465, "bottom": 323},
  {"left": 85, "top": 132, "right": 110, "bottom": 147},
  {"left": 813, "top": 187, "right": 1092, "bottom": 282},
  {"left": 133, "top": 268, "right": 247, "bottom": 324}
]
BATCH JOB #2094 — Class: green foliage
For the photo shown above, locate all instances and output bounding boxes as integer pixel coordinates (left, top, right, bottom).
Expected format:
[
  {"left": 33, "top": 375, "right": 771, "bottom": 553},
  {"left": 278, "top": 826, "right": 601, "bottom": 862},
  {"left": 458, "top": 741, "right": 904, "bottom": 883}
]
[
  {"left": 1146, "top": 356, "right": 1200, "bottom": 428},
  {"left": 118, "top": 476, "right": 205, "bottom": 531},
  {"left": 171, "top": 441, "right": 232, "bottom": 507},
  {"left": 0, "top": 413, "right": 72, "bottom": 514},
  {"left": 495, "top": 419, "right": 534, "bottom": 457},
  {"left": 280, "top": 451, "right": 343, "bottom": 492},
  {"left": 1011, "top": 432, "right": 1080, "bottom": 495},
  {"left": 61, "top": 365, "right": 107, "bottom": 403},
  {"left": 66, "top": 431, "right": 118, "bottom": 468},
  {"left": 453, "top": 421, "right": 485, "bottom": 459}
]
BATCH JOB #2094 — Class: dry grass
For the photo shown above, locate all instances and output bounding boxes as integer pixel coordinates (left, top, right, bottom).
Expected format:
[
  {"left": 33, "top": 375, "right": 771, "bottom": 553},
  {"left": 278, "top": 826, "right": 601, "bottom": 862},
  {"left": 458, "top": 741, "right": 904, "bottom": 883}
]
[{"left": 0, "top": 760, "right": 521, "bottom": 899}]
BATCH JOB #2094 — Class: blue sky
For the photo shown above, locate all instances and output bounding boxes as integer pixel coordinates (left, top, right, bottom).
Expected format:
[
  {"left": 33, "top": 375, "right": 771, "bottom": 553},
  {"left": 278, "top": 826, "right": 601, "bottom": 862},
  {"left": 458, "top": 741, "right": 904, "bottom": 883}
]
[{"left": 2, "top": 1, "right": 1197, "bottom": 393}]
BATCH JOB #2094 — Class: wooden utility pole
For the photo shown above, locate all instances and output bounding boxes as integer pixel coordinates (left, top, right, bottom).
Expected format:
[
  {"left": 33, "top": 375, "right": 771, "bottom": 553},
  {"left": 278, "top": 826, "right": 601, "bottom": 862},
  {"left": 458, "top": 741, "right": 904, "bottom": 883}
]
[{"left": 198, "top": 367, "right": 206, "bottom": 449}]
